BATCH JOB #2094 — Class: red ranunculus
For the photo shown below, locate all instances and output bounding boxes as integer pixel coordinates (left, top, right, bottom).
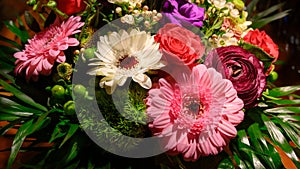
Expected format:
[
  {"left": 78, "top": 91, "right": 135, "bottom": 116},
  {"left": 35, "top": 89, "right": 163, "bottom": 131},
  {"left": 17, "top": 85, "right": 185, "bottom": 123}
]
[
  {"left": 56, "top": 0, "right": 86, "bottom": 15},
  {"left": 205, "top": 46, "right": 266, "bottom": 108},
  {"left": 243, "top": 29, "right": 279, "bottom": 62},
  {"left": 154, "top": 23, "right": 205, "bottom": 68}
]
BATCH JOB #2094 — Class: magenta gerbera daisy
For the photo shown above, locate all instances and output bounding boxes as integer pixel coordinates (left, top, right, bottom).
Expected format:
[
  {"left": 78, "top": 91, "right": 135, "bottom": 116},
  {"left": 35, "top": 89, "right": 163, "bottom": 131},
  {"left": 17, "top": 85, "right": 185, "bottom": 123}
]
[
  {"left": 13, "top": 16, "right": 84, "bottom": 81},
  {"left": 146, "top": 64, "right": 244, "bottom": 161}
]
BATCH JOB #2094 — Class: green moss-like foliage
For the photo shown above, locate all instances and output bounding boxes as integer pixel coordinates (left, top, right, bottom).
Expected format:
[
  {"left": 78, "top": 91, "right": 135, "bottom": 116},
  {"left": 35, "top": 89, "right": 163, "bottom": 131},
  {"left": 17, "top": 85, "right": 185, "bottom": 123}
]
[{"left": 77, "top": 79, "right": 150, "bottom": 152}]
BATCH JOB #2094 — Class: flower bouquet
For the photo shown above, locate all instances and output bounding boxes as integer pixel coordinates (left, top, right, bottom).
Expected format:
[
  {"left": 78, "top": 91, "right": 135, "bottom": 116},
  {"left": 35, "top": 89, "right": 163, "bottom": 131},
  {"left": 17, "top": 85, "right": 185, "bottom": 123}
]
[{"left": 0, "top": 0, "right": 299, "bottom": 168}]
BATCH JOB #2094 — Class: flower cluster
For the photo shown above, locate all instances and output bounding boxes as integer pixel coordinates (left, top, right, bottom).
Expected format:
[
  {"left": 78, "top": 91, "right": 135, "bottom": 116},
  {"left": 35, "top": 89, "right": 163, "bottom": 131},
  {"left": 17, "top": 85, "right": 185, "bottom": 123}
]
[{"left": 2, "top": 0, "right": 292, "bottom": 168}]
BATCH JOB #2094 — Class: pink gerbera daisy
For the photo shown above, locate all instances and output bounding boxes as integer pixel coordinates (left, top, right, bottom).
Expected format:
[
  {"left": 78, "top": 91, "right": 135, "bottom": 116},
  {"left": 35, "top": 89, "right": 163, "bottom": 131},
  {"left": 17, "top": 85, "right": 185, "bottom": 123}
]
[
  {"left": 146, "top": 64, "right": 244, "bottom": 161},
  {"left": 14, "top": 16, "right": 84, "bottom": 81}
]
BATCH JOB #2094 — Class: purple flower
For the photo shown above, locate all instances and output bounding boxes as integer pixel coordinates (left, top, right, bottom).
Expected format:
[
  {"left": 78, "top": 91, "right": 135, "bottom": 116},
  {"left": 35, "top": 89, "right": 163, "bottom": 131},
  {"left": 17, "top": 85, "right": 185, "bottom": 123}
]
[
  {"left": 205, "top": 46, "right": 266, "bottom": 108},
  {"left": 162, "top": 0, "right": 205, "bottom": 27}
]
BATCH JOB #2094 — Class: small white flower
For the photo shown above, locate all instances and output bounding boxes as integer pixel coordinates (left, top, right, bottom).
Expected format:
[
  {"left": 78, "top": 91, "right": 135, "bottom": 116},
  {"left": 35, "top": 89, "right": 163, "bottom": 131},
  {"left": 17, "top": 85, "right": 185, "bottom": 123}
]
[
  {"left": 108, "top": 0, "right": 143, "bottom": 7},
  {"left": 230, "top": 9, "right": 240, "bottom": 18},
  {"left": 225, "top": 2, "right": 235, "bottom": 10},
  {"left": 87, "top": 29, "right": 164, "bottom": 94},
  {"left": 213, "top": 0, "right": 226, "bottom": 9},
  {"left": 121, "top": 14, "right": 135, "bottom": 25}
]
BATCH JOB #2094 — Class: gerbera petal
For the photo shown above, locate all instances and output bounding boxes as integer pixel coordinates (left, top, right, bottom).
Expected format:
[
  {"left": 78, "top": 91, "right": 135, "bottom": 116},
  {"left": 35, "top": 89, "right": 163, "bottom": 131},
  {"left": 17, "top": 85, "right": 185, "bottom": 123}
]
[
  {"left": 12, "top": 16, "right": 83, "bottom": 81},
  {"left": 217, "top": 120, "right": 237, "bottom": 138},
  {"left": 57, "top": 54, "right": 66, "bottom": 63},
  {"left": 132, "top": 73, "right": 152, "bottom": 89},
  {"left": 146, "top": 64, "right": 243, "bottom": 160},
  {"left": 67, "top": 38, "right": 80, "bottom": 46},
  {"left": 49, "top": 49, "right": 60, "bottom": 57}
]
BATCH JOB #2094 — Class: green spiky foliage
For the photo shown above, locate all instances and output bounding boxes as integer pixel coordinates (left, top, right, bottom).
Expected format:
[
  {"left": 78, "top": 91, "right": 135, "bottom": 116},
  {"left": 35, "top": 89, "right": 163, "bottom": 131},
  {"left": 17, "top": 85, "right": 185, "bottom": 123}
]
[{"left": 77, "top": 79, "right": 149, "bottom": 153}]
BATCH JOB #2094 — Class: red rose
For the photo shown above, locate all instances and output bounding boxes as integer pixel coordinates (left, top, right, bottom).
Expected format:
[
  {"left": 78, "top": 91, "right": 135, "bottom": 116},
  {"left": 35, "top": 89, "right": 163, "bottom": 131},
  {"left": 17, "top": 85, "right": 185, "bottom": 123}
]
[
  {"left": 154, "top": 23, "right": 205, "bottom": 67},
  {"left": 56, "top": 0, "right": 86, "bottom": 15},
  {"left": 243, "top": 29, "right": 279, "bottom": 62}
]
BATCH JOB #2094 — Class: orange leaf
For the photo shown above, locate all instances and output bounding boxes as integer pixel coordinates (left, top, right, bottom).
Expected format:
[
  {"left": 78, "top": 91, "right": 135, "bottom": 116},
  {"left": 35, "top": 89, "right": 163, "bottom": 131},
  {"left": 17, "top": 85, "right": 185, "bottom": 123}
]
[
  {"left": 264, "top": 136, "right": 298, "bottom": 169},
  {"left": 0, "top": 92, "right": 13, "bottom": 97}
]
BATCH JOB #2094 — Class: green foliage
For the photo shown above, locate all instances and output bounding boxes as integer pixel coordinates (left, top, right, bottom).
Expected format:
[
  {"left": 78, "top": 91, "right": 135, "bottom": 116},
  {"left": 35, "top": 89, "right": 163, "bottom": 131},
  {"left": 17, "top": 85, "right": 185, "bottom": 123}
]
[
  {"left": 3, "top": 19, "right": 29, "bottom": 44},
  {"left": 246, "top": 1, "right": 291, "bottom": 29}
]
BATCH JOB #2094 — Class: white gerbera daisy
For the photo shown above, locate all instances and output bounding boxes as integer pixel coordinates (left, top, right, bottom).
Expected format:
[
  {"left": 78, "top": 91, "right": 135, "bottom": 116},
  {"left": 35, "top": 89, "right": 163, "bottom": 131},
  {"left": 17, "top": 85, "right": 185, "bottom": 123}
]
[{"left": 87, "top": 29, "right": 164, "bottom": 94}]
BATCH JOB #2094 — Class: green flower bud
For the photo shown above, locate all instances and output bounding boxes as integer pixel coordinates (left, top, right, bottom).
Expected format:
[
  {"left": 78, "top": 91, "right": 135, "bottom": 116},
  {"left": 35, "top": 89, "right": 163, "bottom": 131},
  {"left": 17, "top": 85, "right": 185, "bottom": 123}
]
[
  {"left": 57, "top": 63, "right": 72, "bottom": 80},
  {"left": 63, "top": 100, "right": 76, "bottom": 115},
  {"left": 73, "top": 84, "right": 87, "bottom": 98},
  {"left": 232, "top": 0, "right": 245, "bottom": 11},
  {"left": 268, "top": 71, "right": 278, "bottom": 82},
  {"left": 51, "top": 85, "right": 65, "bottom": 99},
  {"left": 47, "top": 0, "right": 57, "bottom": 8},
  {"left": 26, "top": 0, "right": 36, "bottom": 6},
  {"left": 83, "top": 48, "right": 96, "bottom": 60}
]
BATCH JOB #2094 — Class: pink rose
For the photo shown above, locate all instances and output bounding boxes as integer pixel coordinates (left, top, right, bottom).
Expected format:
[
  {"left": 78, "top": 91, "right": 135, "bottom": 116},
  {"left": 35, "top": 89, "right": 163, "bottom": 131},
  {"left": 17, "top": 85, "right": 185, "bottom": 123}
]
[{"left": 154, "top": 23, "right": 205, "bottom": 68}]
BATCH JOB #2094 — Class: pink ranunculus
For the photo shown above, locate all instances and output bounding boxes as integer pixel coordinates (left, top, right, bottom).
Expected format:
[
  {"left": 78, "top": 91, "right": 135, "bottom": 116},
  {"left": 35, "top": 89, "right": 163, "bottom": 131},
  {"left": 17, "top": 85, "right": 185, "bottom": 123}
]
[
  {"left": 146, "top": 64, "right": 244, "bottom": 161},
  {"left": 56, "top": 0, "right": 86, "bottom": 15},
  {"left": 14, "top": 16, "right": 84, "bottom": 81},
  {"left": 206, "top": 46, "right": 266, "bottom": 108},
  {"left": 154, "top": 23, "right": 205, "bottom": 68}
]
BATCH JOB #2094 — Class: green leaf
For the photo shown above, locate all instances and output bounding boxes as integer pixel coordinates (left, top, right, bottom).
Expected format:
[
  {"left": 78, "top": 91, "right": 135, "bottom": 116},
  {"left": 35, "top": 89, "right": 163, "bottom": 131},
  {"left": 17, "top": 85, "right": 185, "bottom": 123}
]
[
  {"left": 29, "top": 112, "right": 50, "bottom": 133},
  {"left": 64, "top": 160, "right": 80, "bottom": 169},
  {"left": 237, "top": 130, "right": 264, "bottom": 169},
  {"left": 277, "top": 114, "right": 300, "bottom": 123},
  {"left": 49, "top": 123, "right": 67, "bottom": 143},
  {"left": 251, "top": 10, "right": 291, "bottom": 29},
  {"left": 0, "top": 114, "right": 21, "bottom": 121},
  {"left": 261, "top": 114, "right": 298, "bottom": 161},
  {"left": 211, "top": 18, "right": 223, "bottom": 30},
  {"left": 217, "top": 157, "right": 234, "bottom": 169},
  {"left": 0, "top": 97, "right": 43, "bottom": 115},
  {"left": 64, "top": 140, "right": 79, "bottom": 164},
  {"left": 0, "top": 35, "right": 22, "bottom": 49},
  {"left": 267, "top": 99, "right": 300, "bottom": 105},
  {"left": 3, "top": 20, "right": 29, "bottom": 43},
  {"left": 0, "top": 57, "right": 15, "bottom": 74},
  {"left": 0, "top": 79, "right": 48, "bottom": 112},
  {"left": 248, "top": 123, "right": 276, "bottom": 169},
  {"left": 246, "top": 0, "right": 260, "bottom": 17},
  {"left": 87, "top": 160, "right": 95, "bottom": 169},
  {"left": 276, "top": 118, "right": 300, "bottom": 149},
  {"left": 0, "top": 71, "right": 15, "bottom": 84},
  {"left": 253, "top": 3, "right": 286, "bottom": 20},
  {"left": 264, "top": 137, "right": 298, "bottom": 169},
  {"left": 265, "top": 107, "right": 300, "bottom": 114},
  {"left": 7, "top": 119, "right": 34, "bottom": 169},
  {"left": 268, "top": 85, "right": 300, "bottom": 97},
  {"left": 24, "top": 11, "right": 41, "bottom": 32},
  {"left": 59, "top": 124, "right": 79, "bottom": 148},
  {"left": 100, "top": 162, "right": 111, "bottom": 169},
  {"left": 0, "top": 45, "right": 19, "bottom": 56}
]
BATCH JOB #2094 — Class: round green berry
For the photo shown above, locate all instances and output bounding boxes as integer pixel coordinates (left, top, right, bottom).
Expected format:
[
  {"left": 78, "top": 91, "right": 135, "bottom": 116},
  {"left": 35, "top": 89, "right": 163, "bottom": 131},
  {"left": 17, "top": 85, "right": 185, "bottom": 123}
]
[
  {"left": 268, "top": 71, "right": 278, "bottom": 82},
  {"left": 51, "top": 85, "right": 65, "bottom": 99},
  {"left": 73, "top": 84, "right": 87, "bottom": 98},
  {"left": 83, "top": 48, "right": 96, "bottom": 59},
  {"left": 63, "top": 100, "right": 76, "bottom": 116}
]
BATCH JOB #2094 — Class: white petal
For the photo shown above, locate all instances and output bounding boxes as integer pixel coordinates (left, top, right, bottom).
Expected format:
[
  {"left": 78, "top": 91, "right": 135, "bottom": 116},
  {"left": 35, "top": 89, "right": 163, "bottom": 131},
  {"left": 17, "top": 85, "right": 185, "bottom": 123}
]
[{"left": 132, "top": 73, "right": 152, "bottom": 89}]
